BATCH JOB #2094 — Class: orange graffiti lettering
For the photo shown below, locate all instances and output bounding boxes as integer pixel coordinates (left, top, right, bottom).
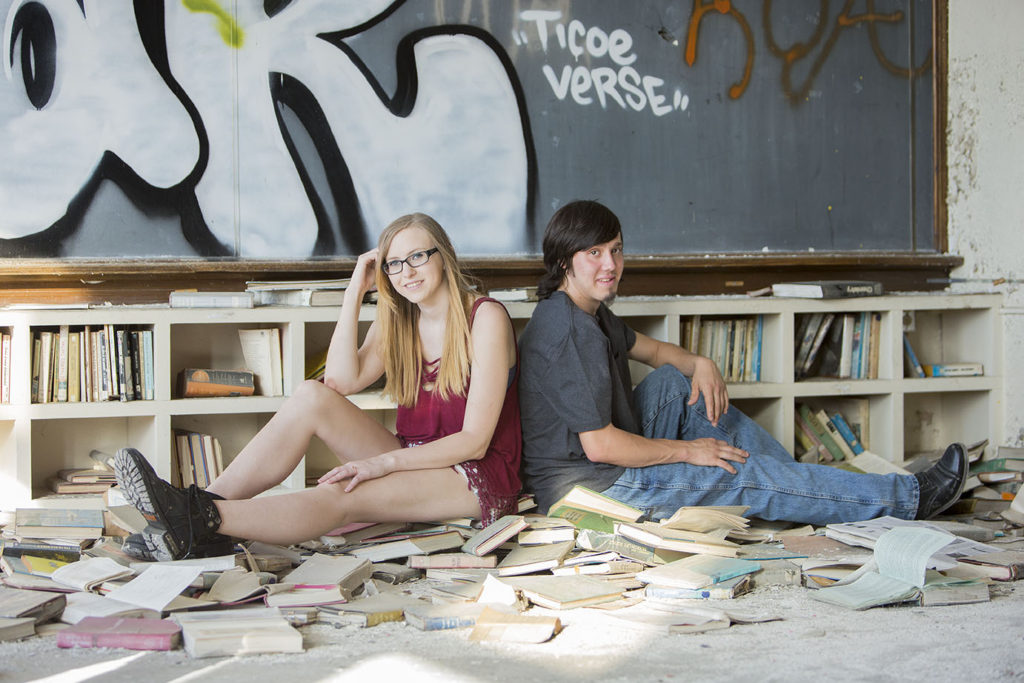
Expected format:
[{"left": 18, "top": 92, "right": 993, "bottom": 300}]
[{"left": 684, "top": 0, "right": 755, "bottom": 99}]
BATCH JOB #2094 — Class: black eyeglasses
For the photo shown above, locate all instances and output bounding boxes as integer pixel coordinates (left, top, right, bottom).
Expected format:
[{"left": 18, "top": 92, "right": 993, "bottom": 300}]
[{"left": 382, "top": 247, "right": 439, "bottom": 275}]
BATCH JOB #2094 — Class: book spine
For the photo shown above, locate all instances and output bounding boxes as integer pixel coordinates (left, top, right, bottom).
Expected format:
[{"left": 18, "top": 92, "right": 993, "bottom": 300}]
[
  {"left": 829, "top": 412, "right": 865, "bottom": 455},
  {"left": 68, "top": 332, "right": 80, "bottom": 403},
  {"left": 56, "top": 325, "right": 69, "bottom": 402},
  {"left": 867, "top": 313, "right": 881, "bottom": 378},
  {"left": 130, "top": 331, "right": 143, "bottom": 399},
  {"left": 1, "top": 332, "right": 10, "bottom": 403},
  {"left": 838, "top": 314, "right": 854, "bottom": 379},
  {"left": 817, "top": 409, "right": 856, "bottom": 460},
  {"left": 410, "top": 615, "right": 478, "bottom": 631},
  {"left": 142, "top": 330, "right": 155, "bottom": 400},
  {"left": 105, "top": 325, "right": 118, "bottom": 400},
  {"left": 31, "top": 335, "right": 41, "bottom": 403}
]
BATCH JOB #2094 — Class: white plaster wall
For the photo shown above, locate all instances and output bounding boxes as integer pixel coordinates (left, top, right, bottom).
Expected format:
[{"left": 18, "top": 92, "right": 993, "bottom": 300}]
[{"left": 947, "top": 0, "right": 1024, "bottom": 446}]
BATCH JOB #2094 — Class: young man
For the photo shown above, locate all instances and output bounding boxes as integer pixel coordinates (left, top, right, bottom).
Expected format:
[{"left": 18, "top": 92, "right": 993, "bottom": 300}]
[{"left": 517, "top": 199, "right": 968, "bottom": 524}]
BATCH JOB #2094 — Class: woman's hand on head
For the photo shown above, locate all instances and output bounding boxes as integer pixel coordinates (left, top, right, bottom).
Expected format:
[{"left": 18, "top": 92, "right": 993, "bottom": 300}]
[
  {"left": 350, "top": 248, "right": 380, "bottom": 295},
  {"left": 317, "top": 453, "right": 395, "bottom": 493}
]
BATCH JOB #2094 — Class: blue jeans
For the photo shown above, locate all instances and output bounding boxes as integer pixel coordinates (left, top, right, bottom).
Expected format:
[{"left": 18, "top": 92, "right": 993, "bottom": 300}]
[{"left": 602, "top": 366, "right": 919, "bottom": 524}]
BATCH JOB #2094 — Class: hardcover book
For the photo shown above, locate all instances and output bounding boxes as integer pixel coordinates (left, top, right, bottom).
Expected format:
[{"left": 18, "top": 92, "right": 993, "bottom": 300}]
[
  {"left": 772, "top": 280, "right": 883, "bottom": 299},
  {"left": 57, "top": 616, "right": 182, "bottom": 651},
  {"left": 178, "top": 368, "right": 255, "bottom": 398}
]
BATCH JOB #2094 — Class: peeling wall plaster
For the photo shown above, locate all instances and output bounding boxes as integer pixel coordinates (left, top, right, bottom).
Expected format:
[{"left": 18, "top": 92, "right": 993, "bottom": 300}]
[{"left": 947, "top": 0, "right": 1024, "bottom": 446}]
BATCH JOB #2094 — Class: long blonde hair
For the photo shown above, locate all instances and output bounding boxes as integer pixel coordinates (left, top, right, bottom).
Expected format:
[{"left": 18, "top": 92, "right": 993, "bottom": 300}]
[{"left": 374, "top": 213, "right": 481, "bottom": 407}]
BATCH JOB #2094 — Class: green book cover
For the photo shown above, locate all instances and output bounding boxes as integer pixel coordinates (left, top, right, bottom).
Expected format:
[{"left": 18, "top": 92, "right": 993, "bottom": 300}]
[
  {"left": 548, "top": 505, "right": 618, "bottom": 533},
  {"left": 798, "top": 404, "right": 846, "bottom": 462}
]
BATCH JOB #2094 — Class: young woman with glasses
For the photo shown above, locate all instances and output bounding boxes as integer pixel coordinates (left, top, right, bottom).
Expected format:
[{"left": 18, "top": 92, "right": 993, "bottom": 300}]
[{"left": 114, "top": 213, "right": 522, "bottom": 560}]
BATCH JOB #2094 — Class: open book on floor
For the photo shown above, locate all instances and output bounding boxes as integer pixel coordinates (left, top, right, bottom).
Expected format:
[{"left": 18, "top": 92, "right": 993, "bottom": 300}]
[{"left": 811, "top": 526, "right": 966, "bottom": 610}]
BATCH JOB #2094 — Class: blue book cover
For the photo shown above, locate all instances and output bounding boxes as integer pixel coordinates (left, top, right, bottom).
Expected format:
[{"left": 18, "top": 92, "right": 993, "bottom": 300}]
[
  {"left": 830, "top": 413, "right": 865, "bottom": 454},
  {"left": 903, "top": 334, "right": 925, "bottom": 378},
  {"left": 850, "top": 314, "right": 864, "bottom": 379}
]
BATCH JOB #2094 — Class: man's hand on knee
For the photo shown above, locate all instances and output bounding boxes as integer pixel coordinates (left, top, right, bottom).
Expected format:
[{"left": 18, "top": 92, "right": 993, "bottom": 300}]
[{"left": 673, "top": 438, "right": 749, "bottom": 474}]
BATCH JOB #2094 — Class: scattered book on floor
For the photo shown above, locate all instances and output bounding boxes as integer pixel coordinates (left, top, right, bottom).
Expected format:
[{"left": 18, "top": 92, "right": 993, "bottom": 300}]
[
  {"left": 14, "top": 508, "right": 105, "bottom": 540},
  {"left": 811, "top": 526, "right": 955, "bottom": 610},
  {"left": 461, "top": 515, "right": 528, "bottom": 557},
  {"left": 547, "top": 485, "right": 643, "bottom": 522},
  {"left": 403, "top": 602, "right": 486, "bottom": 631},
  {"left": 318, "top": 592, "right": 428, "bottom": 628},
  {"left": 279, "top": 553, "right": 373, "bottom": 596},
  {"left": 178, "top": 368, "right": 255, "bottom": 398},
  {"left": 407, "top": 553, "right": 497, "bottom": 569},
  {"left": 658, "top": 506, "right": 749, "bottom": 534},
  {"left": 56, "top": 616, "right": 182, "bottom": 651},
  {"left": 643, "top": 574, "right": 752, "bottom": 601},
  {"left": 771, "top": 280, "right": 883, "bottom": 299},
  {"left": 636, "top": 555, "right": 760, "bottom": 590},
  {"left": 350, "top": 530, "right": 466, "bottom": 563},
  {"left": 954, "top": 550, "right": 1024, "bottom": 581},
  {"left": 0, "top": 616, "right": 35, "bottom": 642},
  {"left": 468, "top": 606, "right": 561, "bottom": 643},
  {"left": 51, "top": 557, "right": 135, "bottom": 592},
  {"left": 500, "top": 575, "right": 624, "bottom": 610},
  {"left": 173, "top": 608, "right": 303, "bottom": 658},
  {"left": 496, "top": 540, "right": 574, "bottom": 576},
  {"left": 614, "top": 522, "right": 740, "bottom": 558},
  {"left": 0, "top": 586, "right": 67, "bottom": 624},
  {"left": 59, "top": 592, "right": 160, "bottom": 624}
]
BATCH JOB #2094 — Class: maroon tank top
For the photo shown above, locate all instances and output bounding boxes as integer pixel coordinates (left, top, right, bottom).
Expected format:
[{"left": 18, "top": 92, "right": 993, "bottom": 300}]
[{"left": 395, "top": 297, "right": 522, "bottom": 525}]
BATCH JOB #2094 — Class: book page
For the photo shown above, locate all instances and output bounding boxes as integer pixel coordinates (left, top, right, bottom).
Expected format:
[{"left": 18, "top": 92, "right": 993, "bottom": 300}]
[
  {"left": 51, "top": 557, "right": 134, "bottom": 591},
  {"left": 106, "top": 565, "right": 203, "bottom": 612},
  {"left": 874, "top": 527, "right": 955, "bottom": 587}
]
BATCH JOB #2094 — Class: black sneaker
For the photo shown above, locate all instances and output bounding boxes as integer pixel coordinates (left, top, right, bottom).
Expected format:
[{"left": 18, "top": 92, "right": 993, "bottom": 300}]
[
  {"left": 121, "top": 532, "right": 154, "bottom": 561},
  {"left": 114, "top": 447, "right": 233, "bottom": 561},
  {"left": 914, "top": 442, "right": 969, "bottom": 519}
]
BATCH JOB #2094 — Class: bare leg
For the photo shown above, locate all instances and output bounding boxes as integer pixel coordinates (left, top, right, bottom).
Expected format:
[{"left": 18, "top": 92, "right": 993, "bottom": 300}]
[
  {"left": 215, "top": 467, "right": 480, "bottom": 545},
  {"left": 208, "top": 380, "right": 400, "bottom": 500}
]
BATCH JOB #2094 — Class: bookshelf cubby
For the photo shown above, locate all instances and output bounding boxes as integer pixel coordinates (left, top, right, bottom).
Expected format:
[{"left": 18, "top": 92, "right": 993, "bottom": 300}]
[{"left": 0, "top": 293, "right": 1002, "bottom": 509}]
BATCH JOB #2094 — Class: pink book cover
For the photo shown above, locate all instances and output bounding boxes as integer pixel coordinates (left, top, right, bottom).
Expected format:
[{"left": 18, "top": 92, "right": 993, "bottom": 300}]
[{"left": 56, "top": 617, "right": 181, "bottom": 651}]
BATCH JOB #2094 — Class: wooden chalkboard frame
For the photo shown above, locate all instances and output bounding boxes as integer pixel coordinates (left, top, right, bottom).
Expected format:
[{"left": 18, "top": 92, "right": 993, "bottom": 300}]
[{"left": 0, "top": 0, "right": 958, "bottom": 305}]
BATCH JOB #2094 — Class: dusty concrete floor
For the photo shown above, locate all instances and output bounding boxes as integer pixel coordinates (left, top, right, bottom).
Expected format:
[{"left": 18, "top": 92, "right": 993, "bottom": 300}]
[{"left": 3, "top": 579, "right": 1023, "bottom": 683}]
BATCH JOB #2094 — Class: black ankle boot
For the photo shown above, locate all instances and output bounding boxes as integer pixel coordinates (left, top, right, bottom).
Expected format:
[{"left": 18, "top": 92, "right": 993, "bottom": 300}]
[
  {"left": 914, "top": 442, "right": 969, "bottom": 519},
  {"left": 114, "top": 447, "right": 233, "bottom": 561}
]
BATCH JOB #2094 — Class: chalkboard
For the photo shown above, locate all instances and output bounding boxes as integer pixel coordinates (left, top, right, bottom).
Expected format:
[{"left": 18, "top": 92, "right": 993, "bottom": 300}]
[{"left": 0, "top": 0, "right": 935, "bottom": 261}]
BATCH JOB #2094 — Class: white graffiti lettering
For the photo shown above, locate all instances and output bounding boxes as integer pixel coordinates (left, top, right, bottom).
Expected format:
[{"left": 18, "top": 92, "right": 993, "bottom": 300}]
[{"left": 520, "top": 10, "right": 685, "bottom": 117}]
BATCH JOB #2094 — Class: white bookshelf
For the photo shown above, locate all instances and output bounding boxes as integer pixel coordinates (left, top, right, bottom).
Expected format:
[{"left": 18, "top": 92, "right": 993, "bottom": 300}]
[{"left": 0, "top": 293, "right": 1002, "bottom": 509}]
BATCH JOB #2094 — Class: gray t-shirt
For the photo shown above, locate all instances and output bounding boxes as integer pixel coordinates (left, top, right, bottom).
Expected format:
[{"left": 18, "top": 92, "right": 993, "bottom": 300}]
[{"left": 518, "top": 291, "right": 638, "bottom": 512}]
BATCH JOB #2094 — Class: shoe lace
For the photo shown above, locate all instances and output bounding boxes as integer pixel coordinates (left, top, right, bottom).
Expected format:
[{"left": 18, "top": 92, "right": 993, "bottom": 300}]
[{"left": 183, "top": 484, "right": 204, "bottom": 558}]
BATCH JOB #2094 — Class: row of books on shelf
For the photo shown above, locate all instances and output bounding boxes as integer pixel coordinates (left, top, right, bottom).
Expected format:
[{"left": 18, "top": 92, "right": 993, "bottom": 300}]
[
  {"left": 795, "top": 312, "right": 880, "bottom": 381},
  {"left": 31, "top": 325, "right": 154, "bottom": 404},
  {"left": 683, "top": 315, "right": 762, "bottom": 383},
  {"left": 902, "top": 333, "right": 984, "bottom": 378},
  {"left": 175, "top": 431, "right": 225, "bottom": 489}
]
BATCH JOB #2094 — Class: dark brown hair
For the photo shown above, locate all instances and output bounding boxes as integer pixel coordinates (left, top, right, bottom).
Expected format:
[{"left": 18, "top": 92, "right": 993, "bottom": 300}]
[{"left": 537, "top": 200, "right": 622, "bottom": 299}]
